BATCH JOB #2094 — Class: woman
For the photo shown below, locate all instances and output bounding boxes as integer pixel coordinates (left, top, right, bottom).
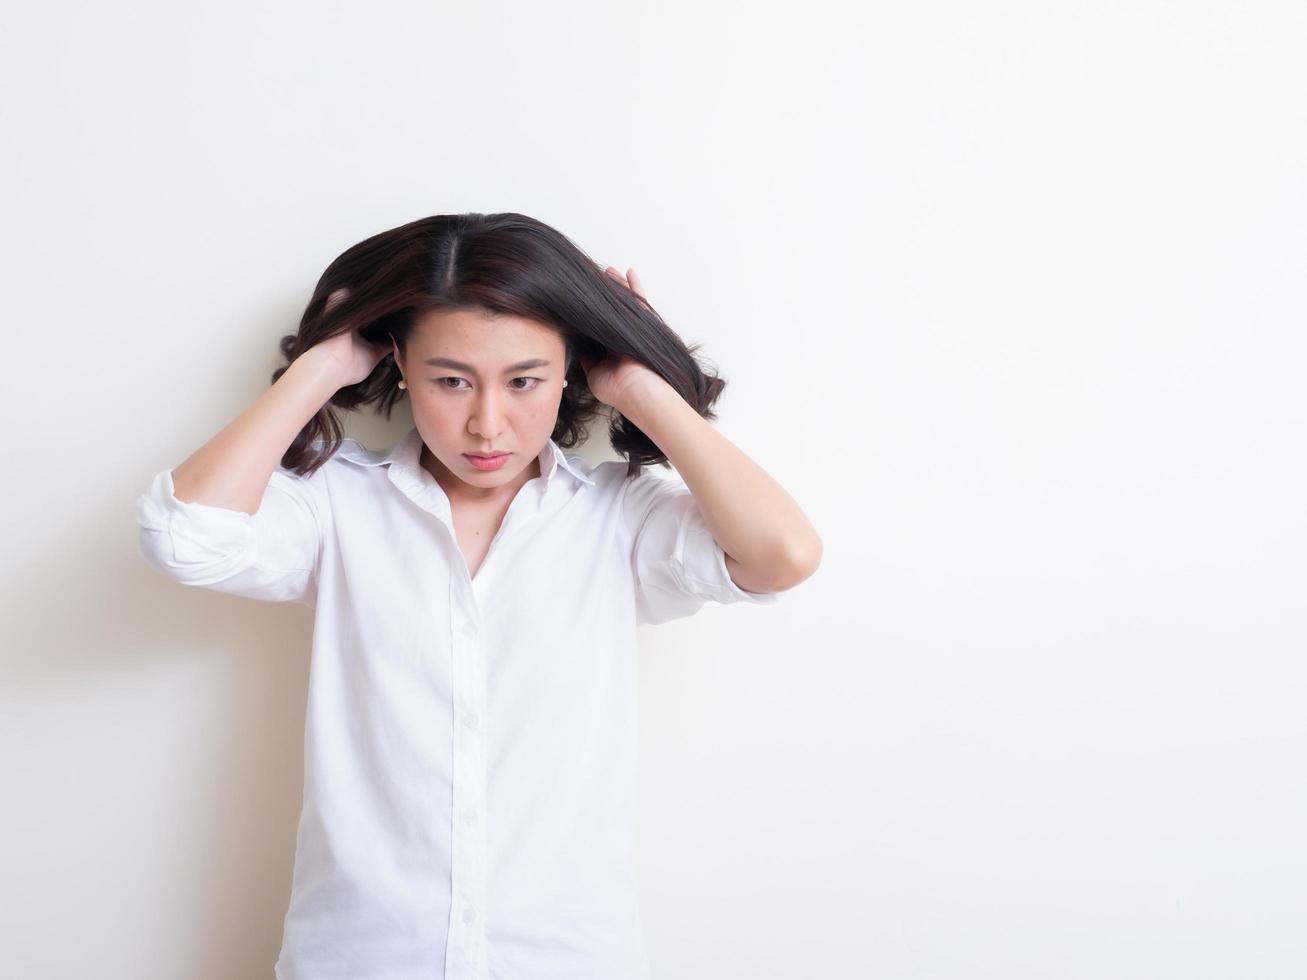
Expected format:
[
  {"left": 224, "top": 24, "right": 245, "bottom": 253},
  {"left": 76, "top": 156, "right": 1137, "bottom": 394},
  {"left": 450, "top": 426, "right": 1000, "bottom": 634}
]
[{"left": 135, "top": 212, "right": 821, "bottom": 980}]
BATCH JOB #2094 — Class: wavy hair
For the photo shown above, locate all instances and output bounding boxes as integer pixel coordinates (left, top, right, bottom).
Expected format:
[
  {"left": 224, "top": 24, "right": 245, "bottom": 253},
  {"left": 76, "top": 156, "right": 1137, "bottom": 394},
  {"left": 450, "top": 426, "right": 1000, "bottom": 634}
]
[{"left": 272, "top": 212, "right": 728, "bottom": 480}]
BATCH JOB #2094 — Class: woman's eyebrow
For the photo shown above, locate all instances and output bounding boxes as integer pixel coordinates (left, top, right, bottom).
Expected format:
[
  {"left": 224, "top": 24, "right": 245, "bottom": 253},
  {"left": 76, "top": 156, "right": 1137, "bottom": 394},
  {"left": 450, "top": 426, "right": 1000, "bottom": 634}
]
[{"left": 422, "top": 357, "right": 551, "bottom": 375}]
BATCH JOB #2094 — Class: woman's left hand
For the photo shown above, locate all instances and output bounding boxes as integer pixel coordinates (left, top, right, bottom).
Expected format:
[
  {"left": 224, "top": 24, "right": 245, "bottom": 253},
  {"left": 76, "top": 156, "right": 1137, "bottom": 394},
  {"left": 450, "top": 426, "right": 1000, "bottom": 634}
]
[{"left": 581, "top": 266, "right": 667, "bottom": 411}]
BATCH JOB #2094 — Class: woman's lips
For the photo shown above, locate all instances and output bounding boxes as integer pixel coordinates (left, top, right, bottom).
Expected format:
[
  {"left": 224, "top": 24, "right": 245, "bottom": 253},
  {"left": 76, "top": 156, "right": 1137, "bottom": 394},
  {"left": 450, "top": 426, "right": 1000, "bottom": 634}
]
[{"left": 464, "top": 453, "right": 510, "bottom": 470}]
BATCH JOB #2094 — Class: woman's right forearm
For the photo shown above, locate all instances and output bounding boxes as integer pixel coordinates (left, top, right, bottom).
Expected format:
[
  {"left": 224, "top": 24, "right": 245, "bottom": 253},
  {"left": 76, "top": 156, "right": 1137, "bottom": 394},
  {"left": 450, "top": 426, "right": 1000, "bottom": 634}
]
[{"left": 170, "top": 349, "right": 347, "bottom": 515}]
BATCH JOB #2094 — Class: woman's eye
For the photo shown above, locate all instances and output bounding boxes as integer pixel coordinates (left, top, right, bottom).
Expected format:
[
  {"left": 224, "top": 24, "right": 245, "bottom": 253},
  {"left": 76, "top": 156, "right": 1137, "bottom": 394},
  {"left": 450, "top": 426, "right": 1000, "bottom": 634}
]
[{"left": 434, "top": 377, "right": 542, "bottom": 392}]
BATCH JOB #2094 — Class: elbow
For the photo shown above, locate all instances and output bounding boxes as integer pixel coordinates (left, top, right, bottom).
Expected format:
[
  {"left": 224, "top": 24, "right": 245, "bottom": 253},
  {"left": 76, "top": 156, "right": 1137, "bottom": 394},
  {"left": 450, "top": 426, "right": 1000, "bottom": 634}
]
[
  {"left": 138, "top": 529, "right": 191, "bottom": 589},
  {"left": 789, "top": 532, "right": 823, "bottom": 581},
  {"left": 137, "top": 525, "right": 195, "bottom": 584},
  {"left": 766, "top": 534, "right": 823, "bottom": 592}
]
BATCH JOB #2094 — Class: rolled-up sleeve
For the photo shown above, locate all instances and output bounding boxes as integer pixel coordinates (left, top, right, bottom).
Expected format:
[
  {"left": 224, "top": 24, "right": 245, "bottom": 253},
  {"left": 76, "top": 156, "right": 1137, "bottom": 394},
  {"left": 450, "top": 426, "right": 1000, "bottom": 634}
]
[
  {"left": 621, "top": 470, "right": 781, "bottom": 626},
  {"left": 135, "top": 465, "right": 329, "bottom": 607}
]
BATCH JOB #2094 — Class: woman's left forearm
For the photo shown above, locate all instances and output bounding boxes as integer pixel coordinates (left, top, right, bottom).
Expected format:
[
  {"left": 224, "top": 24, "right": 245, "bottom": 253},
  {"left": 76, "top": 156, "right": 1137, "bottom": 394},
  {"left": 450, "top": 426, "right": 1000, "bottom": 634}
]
[{"left": 616, "top": 378, "right": 822, "bottom": 588}]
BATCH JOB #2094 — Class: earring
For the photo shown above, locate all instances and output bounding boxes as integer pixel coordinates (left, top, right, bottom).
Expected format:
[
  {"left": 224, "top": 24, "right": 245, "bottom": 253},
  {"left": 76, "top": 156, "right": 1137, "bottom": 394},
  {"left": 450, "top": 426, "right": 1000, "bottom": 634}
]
[
  {"left": 398, "top": 379, "right": 407, "bottom": 390},
  {"left": 562, "top": 380, "right": 569, "bottom": 388}
]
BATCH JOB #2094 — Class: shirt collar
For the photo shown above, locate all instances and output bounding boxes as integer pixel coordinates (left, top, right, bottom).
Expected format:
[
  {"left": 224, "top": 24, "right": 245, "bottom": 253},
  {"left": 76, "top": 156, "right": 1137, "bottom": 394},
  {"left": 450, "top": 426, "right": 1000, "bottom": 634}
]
[{"left": 336, "top": 425, "right": 595, "bottom": 490}]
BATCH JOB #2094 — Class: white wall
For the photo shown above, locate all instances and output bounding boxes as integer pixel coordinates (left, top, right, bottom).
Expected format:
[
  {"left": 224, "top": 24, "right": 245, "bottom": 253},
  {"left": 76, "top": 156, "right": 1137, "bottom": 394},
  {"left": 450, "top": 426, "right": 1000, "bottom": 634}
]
[{"left": 3, "top": 1, "right": 1304, "bottom": 977}]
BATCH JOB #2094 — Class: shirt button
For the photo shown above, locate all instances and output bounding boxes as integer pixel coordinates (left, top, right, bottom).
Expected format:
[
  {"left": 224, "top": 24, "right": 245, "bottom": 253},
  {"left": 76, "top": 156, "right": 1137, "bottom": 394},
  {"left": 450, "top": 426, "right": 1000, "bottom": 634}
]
[
  {"left": 461, "top": 621, "right": 476, "bottom": 637},
  {"left": 463, "top": 906, "right": 478, "bottom": 924},
  {"left": 465, "top": 713, "right": 479, "bottom": 730},
  {"left": 463, "top": 807, "right": 477, "bottom": 825}
]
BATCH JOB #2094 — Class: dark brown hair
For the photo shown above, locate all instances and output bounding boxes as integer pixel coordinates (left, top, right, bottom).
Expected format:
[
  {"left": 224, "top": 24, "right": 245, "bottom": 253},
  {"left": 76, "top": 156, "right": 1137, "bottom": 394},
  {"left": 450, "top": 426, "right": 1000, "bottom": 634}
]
[{"left": 272, "top": 212, "right": 729, "bottom": 479}]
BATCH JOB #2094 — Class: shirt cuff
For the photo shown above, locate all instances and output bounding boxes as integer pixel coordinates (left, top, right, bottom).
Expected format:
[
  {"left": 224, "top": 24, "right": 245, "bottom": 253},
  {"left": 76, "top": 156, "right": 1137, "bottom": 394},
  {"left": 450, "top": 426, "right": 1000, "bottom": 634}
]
[
  {"left": 673, "top": 507, "right": 782, "bottom": 607},
  {"left": 135, "top": 467, "right": 257, "bottom": 565}
]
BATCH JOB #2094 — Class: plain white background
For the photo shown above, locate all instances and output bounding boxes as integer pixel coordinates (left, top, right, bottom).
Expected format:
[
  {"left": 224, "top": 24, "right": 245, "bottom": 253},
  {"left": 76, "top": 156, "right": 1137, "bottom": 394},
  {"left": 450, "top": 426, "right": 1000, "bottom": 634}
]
[{"left": 3, "top": 1, "right": 1304, "bottom": 977}]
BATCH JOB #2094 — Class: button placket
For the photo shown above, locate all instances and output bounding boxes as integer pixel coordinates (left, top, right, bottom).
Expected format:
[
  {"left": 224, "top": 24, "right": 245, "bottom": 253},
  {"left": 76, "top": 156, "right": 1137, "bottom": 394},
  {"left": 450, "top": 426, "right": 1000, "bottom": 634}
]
[{"left": 446, "top": 586, "right": 489, "bottom": 979}]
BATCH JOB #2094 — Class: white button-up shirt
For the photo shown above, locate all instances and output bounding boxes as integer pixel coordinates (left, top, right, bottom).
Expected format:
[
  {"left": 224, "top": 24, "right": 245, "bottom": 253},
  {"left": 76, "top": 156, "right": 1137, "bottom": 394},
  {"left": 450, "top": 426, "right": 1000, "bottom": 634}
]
[{"left": 135, "top": 424, "right": 780, "bottom": 980}]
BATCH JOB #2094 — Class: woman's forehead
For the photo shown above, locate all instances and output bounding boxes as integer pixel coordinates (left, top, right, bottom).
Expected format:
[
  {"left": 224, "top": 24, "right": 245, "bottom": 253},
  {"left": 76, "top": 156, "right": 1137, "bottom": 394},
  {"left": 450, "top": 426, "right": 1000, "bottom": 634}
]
[{"left": 410, "top": 309, "right": 564, "bottom": 362}]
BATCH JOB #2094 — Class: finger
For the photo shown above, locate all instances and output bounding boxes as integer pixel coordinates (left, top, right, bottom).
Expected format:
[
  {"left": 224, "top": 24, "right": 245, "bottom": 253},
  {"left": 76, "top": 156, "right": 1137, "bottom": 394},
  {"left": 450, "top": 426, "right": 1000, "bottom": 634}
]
[
  {"left": 605, "top": 265, "right": 650, "bottom": 309},
  {"left": 626, "top": 267, "right": 646, "bottom": 299}
]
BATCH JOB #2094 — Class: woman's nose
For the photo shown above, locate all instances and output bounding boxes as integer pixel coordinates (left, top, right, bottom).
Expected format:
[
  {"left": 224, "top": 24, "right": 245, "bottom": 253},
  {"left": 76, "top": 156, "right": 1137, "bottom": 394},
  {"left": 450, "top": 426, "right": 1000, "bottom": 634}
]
[{"left": 469, "top": 393, "right": 506, "bottom": 433}]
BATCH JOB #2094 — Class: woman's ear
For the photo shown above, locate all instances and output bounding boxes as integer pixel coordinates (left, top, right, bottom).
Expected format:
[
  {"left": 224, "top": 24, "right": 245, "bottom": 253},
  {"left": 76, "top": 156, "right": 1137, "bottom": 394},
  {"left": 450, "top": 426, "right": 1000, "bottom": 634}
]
[{"left": 389, "top": 335, "right": 402, "bottom": 370}]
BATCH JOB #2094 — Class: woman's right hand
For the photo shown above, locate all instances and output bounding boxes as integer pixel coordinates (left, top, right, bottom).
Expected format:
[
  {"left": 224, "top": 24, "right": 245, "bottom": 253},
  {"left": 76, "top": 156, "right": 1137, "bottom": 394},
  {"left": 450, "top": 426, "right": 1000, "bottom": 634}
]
[{"left": 308, "top": 288, "right": 393, "bottom": 389}]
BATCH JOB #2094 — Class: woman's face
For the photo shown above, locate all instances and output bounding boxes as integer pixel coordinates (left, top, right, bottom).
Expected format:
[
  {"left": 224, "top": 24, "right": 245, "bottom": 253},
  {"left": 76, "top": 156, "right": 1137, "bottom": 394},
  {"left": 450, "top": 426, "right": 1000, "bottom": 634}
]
[{"left": 392, "top": 308, "right": 569, "bottom": 502}]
